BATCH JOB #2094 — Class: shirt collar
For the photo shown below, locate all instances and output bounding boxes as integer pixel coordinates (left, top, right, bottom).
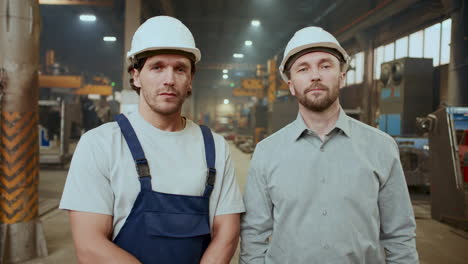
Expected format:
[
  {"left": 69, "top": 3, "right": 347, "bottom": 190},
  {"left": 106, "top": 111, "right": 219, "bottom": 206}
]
[{"left": 291, "top": 108, "right": 351, "bottom": 141}]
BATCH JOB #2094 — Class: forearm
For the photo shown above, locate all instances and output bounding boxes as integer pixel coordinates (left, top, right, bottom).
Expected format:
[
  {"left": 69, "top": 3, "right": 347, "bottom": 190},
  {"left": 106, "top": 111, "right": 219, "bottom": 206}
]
[
  {"left": 75, "top": 236, "right": 141, "bottom": 264},
  {"left": 200, "top": 214, "right": 240, "bottom": 264},
  {"left": 200, "top": 232, "right": 239, "bottom": 264},
  {"left": 239, "top": 223, "right": 271, "bottom": 264},
  {"left": 379, "top": 156, "right": 419, "bottom": 263}
]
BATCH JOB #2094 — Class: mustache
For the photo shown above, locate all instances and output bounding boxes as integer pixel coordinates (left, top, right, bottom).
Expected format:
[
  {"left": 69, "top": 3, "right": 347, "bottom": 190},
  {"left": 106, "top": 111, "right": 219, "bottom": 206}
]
[
  {"left": 304, "top": 82, "right": 329, "bottom": 94},
  {"left": 158, "top": 87, "right": 179, "bottom": 95}
]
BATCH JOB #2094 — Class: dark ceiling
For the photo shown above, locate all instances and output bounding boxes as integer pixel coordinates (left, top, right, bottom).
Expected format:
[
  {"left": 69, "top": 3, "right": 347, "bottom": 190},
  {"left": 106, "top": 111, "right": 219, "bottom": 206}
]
[{"left": 39, "top": 0, "right": 444, "bottom": 91}]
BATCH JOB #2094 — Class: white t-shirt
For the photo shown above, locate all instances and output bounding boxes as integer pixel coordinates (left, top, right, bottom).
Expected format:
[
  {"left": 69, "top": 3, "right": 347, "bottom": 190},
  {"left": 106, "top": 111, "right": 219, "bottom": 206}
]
[{"left": 60, "top": 111, "right": 245, "bottom": 239}]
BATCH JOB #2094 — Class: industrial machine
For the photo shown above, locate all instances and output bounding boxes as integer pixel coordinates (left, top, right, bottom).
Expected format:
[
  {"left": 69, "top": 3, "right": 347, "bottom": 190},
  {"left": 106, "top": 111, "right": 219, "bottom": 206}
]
[
  {"left": 418, "top": 107, "right": 468, "bottom": 229},
  {"left": 379, "top": 57, "right": 434, "bottom": 187},
  {"left": 38, "top": 100, "right": 69, "bottom": 165},
  {"left": 379, "top": 57, "right": 433, "bottom": 135}
]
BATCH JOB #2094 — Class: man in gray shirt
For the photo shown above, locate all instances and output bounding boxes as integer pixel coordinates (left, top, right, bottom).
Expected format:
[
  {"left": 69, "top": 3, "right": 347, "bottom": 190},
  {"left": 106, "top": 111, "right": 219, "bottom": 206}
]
[{"left": 240, "top": 26, "right": 419, "bottom": 264}]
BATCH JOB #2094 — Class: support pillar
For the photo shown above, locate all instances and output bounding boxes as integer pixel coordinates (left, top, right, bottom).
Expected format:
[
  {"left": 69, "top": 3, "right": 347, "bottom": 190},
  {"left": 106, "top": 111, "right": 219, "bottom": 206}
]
[
  {"left": 444, "top": 0, "right": 468, "bottom": 106},
  {"left": 356, "top": 31, "right": 376, "bottom": 125},
  {"left": 0, "top": 0, "right": 47, "bottom": 263},
  {"left": 120, "top": 0, "right": 141, "bottom": 114}
]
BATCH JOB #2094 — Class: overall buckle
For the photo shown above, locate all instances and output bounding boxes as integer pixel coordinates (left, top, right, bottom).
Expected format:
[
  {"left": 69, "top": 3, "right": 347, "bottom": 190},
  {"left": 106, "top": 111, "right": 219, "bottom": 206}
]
[
  {"left": 135, "top": 159, "right": 150, "bottom": 178},
  {"left": 207, "top": 168, "right": 216, "bottom": 186}
]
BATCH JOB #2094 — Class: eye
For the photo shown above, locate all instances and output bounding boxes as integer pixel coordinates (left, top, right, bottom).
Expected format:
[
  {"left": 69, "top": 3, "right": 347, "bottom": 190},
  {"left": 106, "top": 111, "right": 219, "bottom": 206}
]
[
  {"left": 151, "top": 65, "right": 162, "bottom": 70},
  {"left": 176, "top": 67, "right": 187, "bottom": 73},
  {"left": 297, "top": 67, "right": 307, "bottom": 72}
]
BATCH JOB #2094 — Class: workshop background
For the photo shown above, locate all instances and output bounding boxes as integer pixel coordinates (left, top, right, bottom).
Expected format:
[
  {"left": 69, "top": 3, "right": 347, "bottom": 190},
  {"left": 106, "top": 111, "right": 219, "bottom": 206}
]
[{"left": 0, "top": 0, "right": 468, "bottom": 263}]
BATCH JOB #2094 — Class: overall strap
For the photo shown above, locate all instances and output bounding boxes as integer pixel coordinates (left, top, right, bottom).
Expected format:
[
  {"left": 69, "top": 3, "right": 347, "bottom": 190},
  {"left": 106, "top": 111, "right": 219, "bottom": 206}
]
[
  {"left": 116, "top": 114, "right": 152, "bottom": 191},
  {"left": 200, "top": 125, "right": 216, "bottom": 197}
]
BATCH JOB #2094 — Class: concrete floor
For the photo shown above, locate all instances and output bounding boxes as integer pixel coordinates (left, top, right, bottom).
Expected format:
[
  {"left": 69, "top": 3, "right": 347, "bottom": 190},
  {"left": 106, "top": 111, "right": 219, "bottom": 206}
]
[{"left": 21, "top": 142, "right": 468, "bottom": 264}]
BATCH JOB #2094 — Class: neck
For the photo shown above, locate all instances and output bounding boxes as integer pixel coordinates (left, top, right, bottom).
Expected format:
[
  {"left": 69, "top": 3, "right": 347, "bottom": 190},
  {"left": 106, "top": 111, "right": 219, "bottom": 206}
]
[
  {"left": 298, "top": 100, "right": 341, "bottom": 138},
  {"left": 138, "top": 105, "right": 185, "bottom": 132}
]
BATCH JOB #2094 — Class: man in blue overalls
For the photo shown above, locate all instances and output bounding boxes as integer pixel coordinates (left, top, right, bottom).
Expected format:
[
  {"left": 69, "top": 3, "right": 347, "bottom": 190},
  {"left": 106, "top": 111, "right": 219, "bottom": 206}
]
[{"left": 60, "top": 16, "right": 245, "bottom": 263}]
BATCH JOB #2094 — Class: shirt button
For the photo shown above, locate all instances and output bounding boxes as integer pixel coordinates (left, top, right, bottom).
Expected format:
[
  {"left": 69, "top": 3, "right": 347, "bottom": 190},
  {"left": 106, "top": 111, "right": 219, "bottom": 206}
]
[
  {"left": 322, "top": 210, "right": 327, "bottom": 216},
  {"left": 320, "top": 147, "right": 324, "bottom": 152},
  {"left": 321, "top": 178, "right": 325, "bottom": 183},
  {"left": 324, "top": 245, "right": 330, "bottom": 249}
]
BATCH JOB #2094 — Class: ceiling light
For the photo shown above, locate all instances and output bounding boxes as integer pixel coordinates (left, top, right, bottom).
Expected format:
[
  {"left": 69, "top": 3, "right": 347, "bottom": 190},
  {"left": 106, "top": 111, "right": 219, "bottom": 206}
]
[
  {"left": 224, "top": 99, "right": 230, "bottom": 104},
  {"left": 245, "top": 40, "right": 253, "bottom": 46},
  {"left": 103, "top": 36, "right": 117, "bottom": 42},
  {"left": 222, "top": 69, "right": 228, "bottom": 74},
  {"left": 80, "top": 14, "right": 96, "bottom": 22},
  {"left": 233, "top": 53, "right": 244, "bottom": 58},
  {"left": 223, "top": 74, "right": 229, "bottom": 79},
  {"left": 251, "top": 20, "right": 260, "bottom": 26}
]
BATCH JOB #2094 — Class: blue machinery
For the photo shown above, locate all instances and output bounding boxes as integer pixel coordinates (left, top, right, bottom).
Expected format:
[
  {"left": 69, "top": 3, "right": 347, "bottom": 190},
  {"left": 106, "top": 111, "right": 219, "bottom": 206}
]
[{"left": 378, "top": 57, "right": 434, "bottom": 187}]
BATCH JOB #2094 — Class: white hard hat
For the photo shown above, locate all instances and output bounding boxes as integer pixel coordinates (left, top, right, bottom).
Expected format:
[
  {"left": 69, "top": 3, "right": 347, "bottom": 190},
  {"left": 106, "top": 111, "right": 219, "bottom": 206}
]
[
  {"left": 127, "top": 16, "right": 201, "bottom": 63},
  {"left": 279, "top": 26, "right": 349, "bottom": 82}
]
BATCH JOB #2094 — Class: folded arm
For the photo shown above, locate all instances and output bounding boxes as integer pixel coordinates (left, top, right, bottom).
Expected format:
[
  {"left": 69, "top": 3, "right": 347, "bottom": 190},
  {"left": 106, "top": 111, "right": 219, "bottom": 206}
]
[
  {"left": 200, "top": 213, "right": 241, "bottom": 264},
  {"left": 69, "top": 211, "right": 141, "bottom": 264}
]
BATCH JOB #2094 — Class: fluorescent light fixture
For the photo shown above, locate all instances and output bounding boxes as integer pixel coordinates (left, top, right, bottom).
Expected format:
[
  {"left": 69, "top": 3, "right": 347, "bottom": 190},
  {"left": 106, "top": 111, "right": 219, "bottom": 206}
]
[
  {"left": 222, "top": 74, "right": 229, "bottom": 79},
  {"left": 251, "top": 20, "right": 260, "bottom": 26},
  {"left": 224, "top": 99, "right": 230, "bottom": 104},
  {"left": 222, "top": 69, "right": 228, "bottom": 74},
  {"left": 80, "top": 14, "right": 96, "bottom": 22},
  {"left": 103, "top": 36, "right": 117, "bottom": 42},
  {"left": 233, "top": 53, "right": 244, "bottom": 58},
  {"left": 245, "top": 40, "right": 253, "bottom": 46}
]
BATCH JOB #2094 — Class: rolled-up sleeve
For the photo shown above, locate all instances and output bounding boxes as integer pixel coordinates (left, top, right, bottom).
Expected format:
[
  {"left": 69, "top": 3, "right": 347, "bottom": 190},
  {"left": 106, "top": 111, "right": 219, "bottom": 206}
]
[
  {"left": 379, "top": 142, "right": 419, "bottom": 263},
  {"left": 240, "top": 148, "right": 273, "bottom": 264}
]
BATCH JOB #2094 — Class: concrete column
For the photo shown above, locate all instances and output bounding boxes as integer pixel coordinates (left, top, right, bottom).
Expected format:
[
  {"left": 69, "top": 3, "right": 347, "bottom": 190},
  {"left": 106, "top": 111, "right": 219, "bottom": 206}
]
[
  {"left": 356, "top": 31, "right": 375, "bottom": 125},
  {"left": 120, "top": 0, "right": 141, "bottom": 114},
  {"left": 446, "top": 0, "right": 468, "bottom": 106},
  {"left": 0, "top": 0, "right": 48, "bottom": 262}
]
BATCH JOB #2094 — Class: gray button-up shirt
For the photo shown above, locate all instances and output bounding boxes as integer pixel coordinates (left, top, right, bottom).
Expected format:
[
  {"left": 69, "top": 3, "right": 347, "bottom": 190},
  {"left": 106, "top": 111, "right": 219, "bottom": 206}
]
[{"left": 240, "top": 109, "right": 418, "bottom": 264}]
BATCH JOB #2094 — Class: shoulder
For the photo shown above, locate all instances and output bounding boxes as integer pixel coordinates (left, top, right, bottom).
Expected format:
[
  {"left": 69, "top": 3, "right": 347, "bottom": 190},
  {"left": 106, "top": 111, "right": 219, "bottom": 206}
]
[
  {"left": 197, "top": 123, "right": 230, "bottom": 155},
  {"left": 349, "top": 118, "right": 398, "bottom": 153},
  {"left": 256, "top": 122, "right": 296, "bottom": 153},
  {"left": 79, "top": 121, "right": 121, "bottom": 145}
]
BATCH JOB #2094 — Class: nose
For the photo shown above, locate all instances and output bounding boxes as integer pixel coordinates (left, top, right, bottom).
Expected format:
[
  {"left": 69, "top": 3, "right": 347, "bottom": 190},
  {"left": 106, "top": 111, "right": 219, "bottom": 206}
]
[
  {"left": 310, "top": 67, "right": 321, "bottom": 82},
  {"left": 162, "top": 68, "right": 175, "bottom": 86}
]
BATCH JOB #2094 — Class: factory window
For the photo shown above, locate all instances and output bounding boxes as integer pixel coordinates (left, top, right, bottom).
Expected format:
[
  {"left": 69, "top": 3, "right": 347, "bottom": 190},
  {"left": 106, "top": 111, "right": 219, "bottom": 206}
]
[
  {"left": 424, "top": 23, "right": 441, "bottom": 66},
  {"left": 354, "top": 52, "right": 364, "bottom": 83},
  {"left": 374, "top": 46, "right": 384, "bottom": 80},
  {"left": 346, "top": 69, "right": 355, "bottom": 86},
  {"left": 373, "top": 18, "right": 452, "bottom": 80},
  {"left": 395, "top": 36, "right": 408, "bottom": 59},
  {"left": 346, "top": 52, "right": 364, "bottom": 86},
  {"left": 440, "top": 18, "right": 451, "bottom": 65},
  {"left": 384, "top": 42, "right": 395, "bottom": 61},
  {"left": 409, "top": 30, "right": 424, "bottom": 58}
]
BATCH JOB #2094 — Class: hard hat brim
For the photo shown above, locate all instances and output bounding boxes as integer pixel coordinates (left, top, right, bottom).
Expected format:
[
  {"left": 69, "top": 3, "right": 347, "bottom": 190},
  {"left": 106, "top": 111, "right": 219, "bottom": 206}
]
[
  {"left": 279, "top": 42, "right": 349, "bottom": 82},
  {"left": 127, "top": 47, "right": 201, "bottom": 63}
]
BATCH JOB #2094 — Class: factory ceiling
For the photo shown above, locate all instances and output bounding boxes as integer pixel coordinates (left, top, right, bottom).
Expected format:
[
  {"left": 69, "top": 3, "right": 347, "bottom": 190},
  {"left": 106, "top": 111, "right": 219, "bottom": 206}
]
[{"left": 39, "top": 0, "right": 448, "bottom": 90}]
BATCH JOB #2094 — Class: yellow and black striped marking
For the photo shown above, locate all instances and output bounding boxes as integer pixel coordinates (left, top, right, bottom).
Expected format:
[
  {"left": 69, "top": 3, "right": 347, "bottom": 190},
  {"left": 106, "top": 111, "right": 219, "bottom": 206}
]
[{"left": 0, "top": 112, "right": 39, "bottom": 224}]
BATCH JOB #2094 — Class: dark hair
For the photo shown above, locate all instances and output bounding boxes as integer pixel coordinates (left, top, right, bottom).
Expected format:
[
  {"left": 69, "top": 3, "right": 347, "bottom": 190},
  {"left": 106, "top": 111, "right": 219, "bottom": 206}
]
[{"left": 128, "top": 50, "right": 196, "bottom": 95}]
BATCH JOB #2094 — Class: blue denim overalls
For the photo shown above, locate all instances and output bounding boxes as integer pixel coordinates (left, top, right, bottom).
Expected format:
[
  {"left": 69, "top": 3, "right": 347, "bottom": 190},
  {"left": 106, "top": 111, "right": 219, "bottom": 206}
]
[{"left": 113, "top": 114, "right": 216, "bottom": 263}]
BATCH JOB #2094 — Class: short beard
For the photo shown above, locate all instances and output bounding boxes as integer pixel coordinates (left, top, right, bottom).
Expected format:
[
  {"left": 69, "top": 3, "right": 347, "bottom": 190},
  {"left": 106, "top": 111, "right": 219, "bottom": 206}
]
[
  {"left": 142, "top": 87, "right": 188, "bottom": 116},
  {"left": 295, "top": 81, "right": 339, "bottom": 112}
]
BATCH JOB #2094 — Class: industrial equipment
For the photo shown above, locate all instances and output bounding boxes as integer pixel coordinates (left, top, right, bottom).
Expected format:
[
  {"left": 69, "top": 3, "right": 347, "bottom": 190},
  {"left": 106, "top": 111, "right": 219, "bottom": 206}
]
[
  {"left": 418, "top": 107, "right": 468, "bottom": 229},
  {"left": 38, "top": 99, "right": 75, "bottom": 166},
  {"left": 379, "top": 58, "right": 433, "bottom": 135},
  {"left": 379, "top": 57, "right": 434, "bottom": 187}
]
